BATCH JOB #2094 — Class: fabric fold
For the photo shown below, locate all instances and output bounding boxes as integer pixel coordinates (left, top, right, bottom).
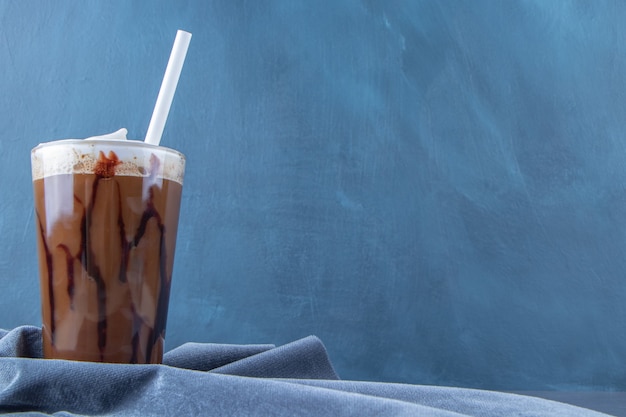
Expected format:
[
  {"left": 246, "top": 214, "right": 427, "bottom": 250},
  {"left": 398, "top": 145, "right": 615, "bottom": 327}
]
[
  {"left": 163, "top": 341, "right": 275, "bottom": 371},
  {"left": 210, "top": 335, "right": 339, "bottom": 380},
  {"left": 0, "top": 326, "right": 615, "bottom": 417},
  {"left": 0, "top": 326, "right": 42, "bottom": 359}
]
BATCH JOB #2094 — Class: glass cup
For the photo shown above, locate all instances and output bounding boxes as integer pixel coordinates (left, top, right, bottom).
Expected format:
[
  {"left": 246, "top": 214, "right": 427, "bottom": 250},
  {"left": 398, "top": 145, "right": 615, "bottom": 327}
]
[{"left": 31, "top": 139, "right": 185, "bottom": 364}]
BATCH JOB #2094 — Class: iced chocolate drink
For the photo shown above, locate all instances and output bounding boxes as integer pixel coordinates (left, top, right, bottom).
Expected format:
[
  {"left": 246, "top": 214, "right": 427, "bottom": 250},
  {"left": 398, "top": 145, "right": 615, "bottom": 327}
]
[{"left": 31, "top": 136, "right": 185, "bottom": 364}]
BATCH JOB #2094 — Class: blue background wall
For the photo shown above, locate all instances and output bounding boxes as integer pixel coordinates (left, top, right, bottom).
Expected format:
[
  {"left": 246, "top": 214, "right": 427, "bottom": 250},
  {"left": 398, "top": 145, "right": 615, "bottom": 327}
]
[{"left": 1, "top": 0, "right": 625, "bottom": 390}]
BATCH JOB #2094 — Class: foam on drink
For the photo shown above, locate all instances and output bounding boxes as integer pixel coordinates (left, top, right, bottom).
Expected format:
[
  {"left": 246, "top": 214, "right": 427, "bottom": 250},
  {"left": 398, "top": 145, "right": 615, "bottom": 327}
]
[{"left": 31, "top": 130, "right": 185, "bottom": 184}]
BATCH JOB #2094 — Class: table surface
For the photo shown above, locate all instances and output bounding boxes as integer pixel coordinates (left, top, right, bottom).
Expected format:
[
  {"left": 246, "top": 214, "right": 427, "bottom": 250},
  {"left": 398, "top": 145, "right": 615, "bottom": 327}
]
[{"left": 513, "top": 391, "right": 626, "bottom": 416}]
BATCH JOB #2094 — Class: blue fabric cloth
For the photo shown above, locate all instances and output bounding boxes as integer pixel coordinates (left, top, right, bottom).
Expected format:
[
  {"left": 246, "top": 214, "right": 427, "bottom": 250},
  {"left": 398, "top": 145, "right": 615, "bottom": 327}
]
[{"left": 0, "top": 326, "right": 613, "bottom": 416}]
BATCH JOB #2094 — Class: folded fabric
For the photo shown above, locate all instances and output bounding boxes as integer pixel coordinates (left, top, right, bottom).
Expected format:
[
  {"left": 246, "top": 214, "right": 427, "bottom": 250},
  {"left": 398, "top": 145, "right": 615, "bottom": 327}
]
[{"left": 0, "top": 326, "right": 613, "bottom": 416}]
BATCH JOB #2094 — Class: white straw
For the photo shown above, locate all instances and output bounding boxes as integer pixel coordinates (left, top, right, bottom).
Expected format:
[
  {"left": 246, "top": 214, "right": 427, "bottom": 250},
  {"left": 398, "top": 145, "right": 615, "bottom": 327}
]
[{"left": 145, "top": 30, "right": 192, "bottom": 146}]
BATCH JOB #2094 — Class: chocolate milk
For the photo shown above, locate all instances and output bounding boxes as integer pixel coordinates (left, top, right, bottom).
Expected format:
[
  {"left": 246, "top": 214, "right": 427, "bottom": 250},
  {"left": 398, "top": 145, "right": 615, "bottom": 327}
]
[{"left": 31, "top": 139, "right": 185, "bottom": 363}]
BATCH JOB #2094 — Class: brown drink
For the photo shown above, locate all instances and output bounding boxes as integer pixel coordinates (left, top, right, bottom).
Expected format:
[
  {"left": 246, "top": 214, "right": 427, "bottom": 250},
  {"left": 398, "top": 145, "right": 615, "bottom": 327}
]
[{"left": 31, "top": 139, "right": 185, "bottom": 364}]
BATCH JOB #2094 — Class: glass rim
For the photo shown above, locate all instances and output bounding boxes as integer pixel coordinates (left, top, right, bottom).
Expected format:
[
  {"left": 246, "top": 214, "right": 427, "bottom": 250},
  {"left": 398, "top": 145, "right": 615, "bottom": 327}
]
[{"left": 31, "top": 139, "right": 185, "bottom": 159}]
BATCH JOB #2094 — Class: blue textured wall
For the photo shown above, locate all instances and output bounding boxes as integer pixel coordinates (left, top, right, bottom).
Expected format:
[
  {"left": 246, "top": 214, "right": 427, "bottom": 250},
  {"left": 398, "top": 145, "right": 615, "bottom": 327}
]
[{"left": 1, "top": 1, "right": 625, "bottom": 390}]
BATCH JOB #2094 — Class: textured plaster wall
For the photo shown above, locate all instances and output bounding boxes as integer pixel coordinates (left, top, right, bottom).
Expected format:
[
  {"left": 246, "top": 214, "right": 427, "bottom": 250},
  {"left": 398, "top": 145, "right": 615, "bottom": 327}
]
[{"left": 1, "top": 0, "right": 625, "bottom": 390}]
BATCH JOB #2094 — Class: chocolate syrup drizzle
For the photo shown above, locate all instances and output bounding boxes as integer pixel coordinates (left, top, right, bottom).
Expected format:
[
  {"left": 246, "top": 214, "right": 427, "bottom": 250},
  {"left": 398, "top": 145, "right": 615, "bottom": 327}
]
[
  {"left": 57, "top": 244, "right": 75, "bottom": 310},
  {"left": 37, "top": 215, "right": 55, "bottom": 344},
  {"left": 37, "top": 151, "right": 172, "bottom": 363}
]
